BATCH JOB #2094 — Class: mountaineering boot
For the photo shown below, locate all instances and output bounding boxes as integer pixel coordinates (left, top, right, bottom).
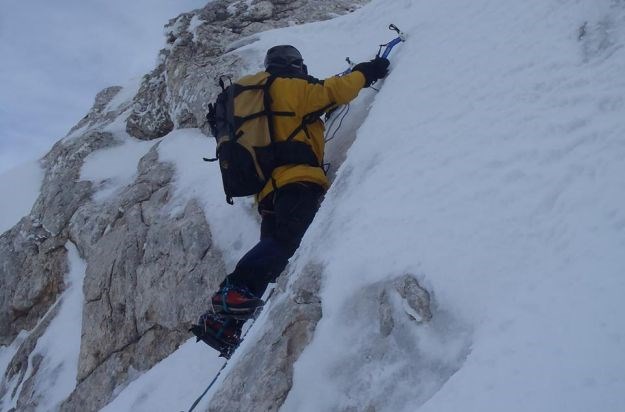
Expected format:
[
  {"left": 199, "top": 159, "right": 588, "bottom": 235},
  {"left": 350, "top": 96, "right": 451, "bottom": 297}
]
[
  {"left": 189, "top": 312, "right": 242, "bottom": 359},
  {"left": 210, "top": 286, "right": 264, "bottom": 319}
]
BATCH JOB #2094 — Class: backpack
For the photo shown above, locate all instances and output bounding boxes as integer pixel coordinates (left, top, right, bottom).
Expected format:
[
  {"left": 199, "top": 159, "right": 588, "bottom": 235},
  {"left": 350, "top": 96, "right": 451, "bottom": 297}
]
[{"left": 206, "top": 72, "right": 320, "bottom": 204}]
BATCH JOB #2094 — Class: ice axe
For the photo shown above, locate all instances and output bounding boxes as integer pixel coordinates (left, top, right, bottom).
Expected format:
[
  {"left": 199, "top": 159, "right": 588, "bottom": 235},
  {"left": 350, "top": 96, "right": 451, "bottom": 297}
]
[{"left": 339, "top": 23, "right": 406, "bottom": 76}]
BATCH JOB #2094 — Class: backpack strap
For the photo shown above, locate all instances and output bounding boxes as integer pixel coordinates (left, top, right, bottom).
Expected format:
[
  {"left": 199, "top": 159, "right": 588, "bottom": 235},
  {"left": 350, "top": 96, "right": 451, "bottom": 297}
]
[
  {"left": 231, "top": 77, "right": 296, "bottom": 141},
  {"left": 263, "top": 74, "right": 279, "bottom": 143}
]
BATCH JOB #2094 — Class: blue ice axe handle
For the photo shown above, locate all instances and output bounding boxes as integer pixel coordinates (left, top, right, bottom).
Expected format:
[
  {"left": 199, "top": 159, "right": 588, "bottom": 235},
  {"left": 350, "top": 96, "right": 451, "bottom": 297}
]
[
  {"left": 338, "top": 24, "right": 406, "bottom": 76},
  {"left": 378, "top": 24, "right": 406, "bottom": 59}
]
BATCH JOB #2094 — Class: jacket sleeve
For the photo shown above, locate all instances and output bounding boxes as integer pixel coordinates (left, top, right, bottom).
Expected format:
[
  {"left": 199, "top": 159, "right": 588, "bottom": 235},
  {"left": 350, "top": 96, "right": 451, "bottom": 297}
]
[{"left": 298, "top": 71, "right": 366, "bottom": 117}]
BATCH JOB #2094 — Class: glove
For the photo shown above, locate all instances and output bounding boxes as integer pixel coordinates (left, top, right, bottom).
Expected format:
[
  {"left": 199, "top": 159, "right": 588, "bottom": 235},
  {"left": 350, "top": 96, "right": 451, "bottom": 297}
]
[{"left": 352, "top": 57, "right": 390, "bottom": 87}]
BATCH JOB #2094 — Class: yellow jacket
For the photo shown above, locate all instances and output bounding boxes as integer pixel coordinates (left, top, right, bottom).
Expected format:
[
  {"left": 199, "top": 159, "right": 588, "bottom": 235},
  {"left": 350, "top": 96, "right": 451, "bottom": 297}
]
[{"left": 256, "top": 70, "right": 366, "bottom": 201}]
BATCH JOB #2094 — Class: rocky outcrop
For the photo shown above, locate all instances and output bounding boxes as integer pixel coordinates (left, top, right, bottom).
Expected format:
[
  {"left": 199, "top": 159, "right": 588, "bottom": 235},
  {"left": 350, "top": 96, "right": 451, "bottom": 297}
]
[
  {"left": 59, "top": 144, "right": 227, "bottom": 411},
  {"left": 0, "top": 130, "right": 225, "bottom": 411},
  {"left": 0, "top": 131, "right": 116, "bottom": 347},
  {"left": 0, "top": 131, "right": 117, "bottom": 410},
  {"left": 126, "top": 0, "right": 367, "bottom": 140}
]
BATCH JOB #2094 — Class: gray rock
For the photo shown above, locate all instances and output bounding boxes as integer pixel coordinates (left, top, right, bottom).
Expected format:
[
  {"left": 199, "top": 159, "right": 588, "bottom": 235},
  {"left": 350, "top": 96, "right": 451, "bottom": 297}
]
[
  {"left": 208, "top": 262, "right": 323, "bottom": 412},
  {"left": 393, "top": 274, "right": 433, "bottom": 323},
  {"left": 125, "top": 63, "right": 175, "bottom": 140},
  {"left": 61, "top": 327, "right": 188, "bottom": 412},
  {"left": 0, "top": 130, "right": 224, "bottom": 409},
  {"left": 68, "top": 147, "right": 225, "bottom": 406},
  {"left": 0, "top": 226, "right": 67, "bottom": 346},
  {"left": 36, "top": 131, "right": 117, "bottom": 237},
  {"left": 0, "top": 131, "right": 116, "bottom": 346},
  {"left": 61, "top": 343, "right": 137, "bottom": 412}
]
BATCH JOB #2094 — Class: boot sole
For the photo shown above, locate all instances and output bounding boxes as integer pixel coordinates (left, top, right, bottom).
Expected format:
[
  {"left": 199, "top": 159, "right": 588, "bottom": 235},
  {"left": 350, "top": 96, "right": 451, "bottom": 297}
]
[{"left": 190, "top": 324, "right": 239, "bottom": 359}]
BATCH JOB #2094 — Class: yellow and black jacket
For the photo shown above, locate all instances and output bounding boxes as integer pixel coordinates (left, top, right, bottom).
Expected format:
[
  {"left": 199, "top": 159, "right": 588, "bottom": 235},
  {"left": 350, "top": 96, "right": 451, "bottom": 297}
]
[{"left": 253, "top": 69, "right": 366, "bottom": 201}]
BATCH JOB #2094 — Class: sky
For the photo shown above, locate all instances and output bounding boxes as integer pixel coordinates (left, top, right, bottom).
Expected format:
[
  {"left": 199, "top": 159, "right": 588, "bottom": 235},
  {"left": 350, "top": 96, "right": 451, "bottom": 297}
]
[{"left": 0, "top": 0, "right": 207, "bottom": 175}]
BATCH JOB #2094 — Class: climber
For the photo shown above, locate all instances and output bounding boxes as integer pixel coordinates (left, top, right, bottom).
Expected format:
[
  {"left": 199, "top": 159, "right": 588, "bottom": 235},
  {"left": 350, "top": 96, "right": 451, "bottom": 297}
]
[{"left": 194, "top": 45, "right": 389, "bottom": 356}]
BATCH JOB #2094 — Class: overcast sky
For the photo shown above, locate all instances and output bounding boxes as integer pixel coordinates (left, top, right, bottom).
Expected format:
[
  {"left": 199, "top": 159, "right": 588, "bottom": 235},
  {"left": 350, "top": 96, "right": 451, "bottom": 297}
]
[{"left": 0, "top": 0, "right": 207, "bottom": 175}]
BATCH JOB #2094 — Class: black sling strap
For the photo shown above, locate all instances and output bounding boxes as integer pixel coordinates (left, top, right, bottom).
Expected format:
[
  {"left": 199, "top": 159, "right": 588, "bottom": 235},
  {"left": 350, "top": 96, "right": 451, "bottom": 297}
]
[{"left": 285, "top": 102, "right": 336, "bottom": 142}]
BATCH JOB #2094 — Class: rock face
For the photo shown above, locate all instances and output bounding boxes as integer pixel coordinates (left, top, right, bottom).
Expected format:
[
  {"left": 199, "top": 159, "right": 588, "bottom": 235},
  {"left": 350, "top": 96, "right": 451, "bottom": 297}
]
[
  {"left": 61, "top": 148, "right": 224, "bottom": 412},
  {"left": 0, "top": 0, "right": 369, "bottom": 410},
  {"left": 0, "top": 130, "right": 115, "bottom": 348},
  {"left": 208, "top": 263, "right": 324, "bottom": 411}
]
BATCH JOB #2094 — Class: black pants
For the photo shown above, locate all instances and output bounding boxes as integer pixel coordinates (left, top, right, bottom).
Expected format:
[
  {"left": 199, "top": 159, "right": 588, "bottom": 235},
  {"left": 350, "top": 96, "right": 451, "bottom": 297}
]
[{"left": 223, "top": 182, "right": 324, "bottom": 297}]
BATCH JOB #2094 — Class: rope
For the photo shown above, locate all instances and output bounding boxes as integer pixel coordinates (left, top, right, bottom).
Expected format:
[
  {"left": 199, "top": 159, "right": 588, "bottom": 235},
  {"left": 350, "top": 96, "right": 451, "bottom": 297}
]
[
  {"left": 186, "top": 362, "right": 227, "bottom": 412},
  {"left": 325, "top": 103, "right": 350, "bottom": 143}
]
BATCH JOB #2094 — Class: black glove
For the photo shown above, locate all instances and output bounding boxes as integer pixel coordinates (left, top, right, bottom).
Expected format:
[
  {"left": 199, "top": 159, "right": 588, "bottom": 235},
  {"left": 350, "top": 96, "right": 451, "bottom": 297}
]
[{"left": 352, "top": 57, "right": 390, "bottom": 87}]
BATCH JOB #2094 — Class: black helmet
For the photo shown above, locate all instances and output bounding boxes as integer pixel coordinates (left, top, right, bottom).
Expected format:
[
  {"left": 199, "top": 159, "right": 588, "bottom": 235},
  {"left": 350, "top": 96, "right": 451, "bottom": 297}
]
[{"left": 264, "top": 45, "right": 305, "bottom": 73}]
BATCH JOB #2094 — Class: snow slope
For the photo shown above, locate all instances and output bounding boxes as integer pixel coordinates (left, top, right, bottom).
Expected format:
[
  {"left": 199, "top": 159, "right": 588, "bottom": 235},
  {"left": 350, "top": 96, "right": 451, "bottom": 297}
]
[{"left": 281, "top": 1, "right": 625, "bottom": 411}]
